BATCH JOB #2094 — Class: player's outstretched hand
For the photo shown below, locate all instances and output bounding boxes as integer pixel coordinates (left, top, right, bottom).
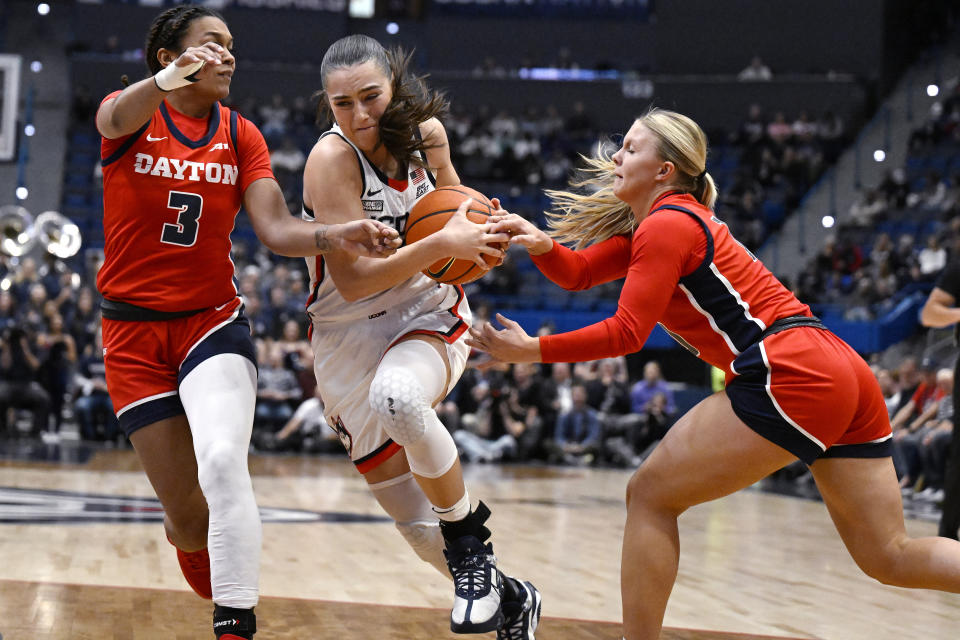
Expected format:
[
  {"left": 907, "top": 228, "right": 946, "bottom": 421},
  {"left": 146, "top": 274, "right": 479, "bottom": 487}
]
[
  {"left": 440, "top": 198, "right": 510, "bottom": 269},
  {"left": 487, "top": 208, "right": 553, "bottom": 256},
  {"left": 154, "top": 43, "right": 225, "bottom": 91},
  {"left": 330, "top": 219, "right": 401, "bottom": 258},
  {"left": 465, "top": 313, "right": 542, "bottom": 367}
]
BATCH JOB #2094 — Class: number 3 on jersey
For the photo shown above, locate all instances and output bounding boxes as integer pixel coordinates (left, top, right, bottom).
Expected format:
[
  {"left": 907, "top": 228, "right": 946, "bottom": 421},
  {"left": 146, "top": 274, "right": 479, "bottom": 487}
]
[{"left": 161, "top": 190, "right": 203, "bottom": 247}]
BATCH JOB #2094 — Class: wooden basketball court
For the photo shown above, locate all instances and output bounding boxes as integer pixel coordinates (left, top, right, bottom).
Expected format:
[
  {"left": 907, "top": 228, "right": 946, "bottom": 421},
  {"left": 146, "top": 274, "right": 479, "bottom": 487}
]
[{"left": 0, "top": 443, "right": 958, "bottom": 639}]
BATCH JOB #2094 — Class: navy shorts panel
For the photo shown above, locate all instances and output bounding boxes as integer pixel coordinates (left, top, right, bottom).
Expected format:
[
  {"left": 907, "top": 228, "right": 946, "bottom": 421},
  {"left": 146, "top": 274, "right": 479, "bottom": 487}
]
[
  {"left": 178, "top": 316, "right": 257, "bottom": 385},
  {"left": 118, "top": 317, "right": 256, "bottom": 437},
  {"left": 118, "top": 393, "right": 185, "bottom": 437},
  {"left": 727, "top": 342, "right": 824, "bottom": 465},
  {"left": 819, "top": 437, "right": 894, "bottom": 460}
]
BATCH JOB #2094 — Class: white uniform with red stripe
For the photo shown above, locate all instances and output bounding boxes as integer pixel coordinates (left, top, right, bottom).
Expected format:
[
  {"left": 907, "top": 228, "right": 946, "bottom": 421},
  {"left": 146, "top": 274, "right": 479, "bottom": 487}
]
[{"left": 302, "top": 124, "right": 472, "bottom": 471}]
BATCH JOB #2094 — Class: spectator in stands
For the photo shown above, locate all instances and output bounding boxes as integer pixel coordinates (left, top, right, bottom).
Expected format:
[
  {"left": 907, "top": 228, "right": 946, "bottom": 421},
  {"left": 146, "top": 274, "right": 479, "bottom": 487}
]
[
  {"left": 892, "top": 356, "right": 922, "bottom": 416},
  {"left": 500, "top": 363, "right": 553, "bottom": 460},
  {"left": 68, "top": 287, "right": 100, "bottom": 358},
  {"left": 74, "top": 328, "right": 119, "bottom": 443},
  {"left": 270, "top": 137, "right": 306, "bottom": 178},
  {"left": 629, "top": 360, "right": 676, "bottom": 416},
  {"left": 817, "top": 110, "right": 845, "bottom": 162},
  {"left": 36, "top": 311, "right": 77, "bottom": 441},
  {"left": 0, "top": 325, "right": 51, "bottom": 438},
  {"left": 907, "top": 170, "right": 947, "bottom": 210},
  {"left": 0, "top": 290, "right": 16, "bottom": 334},
  {"left": 766, "top": 111, "right": 792, "bottom": 146},
  {"left": 254, "top": 387, "right": 339, "bottom": 454},
  {"left": 546, "top": 361, "right": 574, "bottom": 421},
  {"left": 254, "top": 344, "right": 303, "bottom": 436},
  {"left": 257, "top": 93, "right": 291, "bottom": 144},
  {"left": 847, "top": 187, "right": 888, "bottom": 227},
  {"left": 879, "top": 168, "right": 910, "bottom": 209},
  {"left": 918, "top": 235, "right": 948, "bottom": 280},
  {"left": 585, "top": 356, "right": 631, "bottom": 416},
  {"left": 737, "top": 55, "right": 773, "bottom": 81},
  {"left": 892, "top": 358, "right": 943, "bottom": 432},
  {"left": 639, "top": 391, "right": 673, "bottom": 450},
  {"left": 894, "top": 367, "right": 953, "bottom": 498},
  {"left": 452, "top": 364, "right": 517, "bottom": 463},
  {"left": 549, "top": 382, "right": 601, "bottom": 466},
  {"left": 874, "top": 368, "right": 902, "bottom": 418}
]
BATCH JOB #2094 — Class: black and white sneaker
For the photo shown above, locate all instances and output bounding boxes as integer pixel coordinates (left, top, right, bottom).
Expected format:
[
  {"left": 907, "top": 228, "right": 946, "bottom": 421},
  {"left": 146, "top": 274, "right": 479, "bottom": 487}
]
[
  {"left": 445, "top": 534, "right": 505, "bottom": 633},
  {"left": 497, "top": 579, "right": 541, "bottom": 640}
]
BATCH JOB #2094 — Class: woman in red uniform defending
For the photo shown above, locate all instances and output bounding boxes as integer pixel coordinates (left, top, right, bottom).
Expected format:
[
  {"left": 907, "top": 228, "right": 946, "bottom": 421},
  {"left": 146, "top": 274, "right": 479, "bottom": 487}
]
[
  {"left": 467, "top": 108, "right": 960, "bottom": 639},
  {"left": 95, "top": 6, "right": 398, "bottom": 639}
]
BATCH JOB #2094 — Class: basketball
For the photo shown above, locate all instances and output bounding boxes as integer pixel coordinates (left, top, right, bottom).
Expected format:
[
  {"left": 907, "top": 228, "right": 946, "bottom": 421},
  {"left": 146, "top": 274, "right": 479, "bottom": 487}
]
[{"left": 404, "top": 185, "right": 501, "bottom": 285}]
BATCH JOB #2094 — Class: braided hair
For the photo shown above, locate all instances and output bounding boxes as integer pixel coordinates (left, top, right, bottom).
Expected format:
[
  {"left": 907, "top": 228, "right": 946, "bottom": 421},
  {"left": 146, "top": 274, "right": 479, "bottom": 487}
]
[{"left": 122, "top": 4, "right": 224, "bottom": 85}]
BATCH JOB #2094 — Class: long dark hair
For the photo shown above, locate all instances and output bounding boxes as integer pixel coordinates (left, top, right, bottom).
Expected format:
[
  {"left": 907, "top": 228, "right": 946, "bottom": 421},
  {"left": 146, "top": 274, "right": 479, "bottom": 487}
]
[{"left": 316, "top": 35, "right": 449, "bottom": 166}]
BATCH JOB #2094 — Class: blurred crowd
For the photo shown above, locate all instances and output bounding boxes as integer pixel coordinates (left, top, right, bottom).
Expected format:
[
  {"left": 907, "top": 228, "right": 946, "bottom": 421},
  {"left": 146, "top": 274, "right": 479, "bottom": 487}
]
[
  {"left": 788, "top": 81, "right": 960, "bottom": 321},
  {"left": 0, "top": 246, "right": 686, "bottom": 471}
]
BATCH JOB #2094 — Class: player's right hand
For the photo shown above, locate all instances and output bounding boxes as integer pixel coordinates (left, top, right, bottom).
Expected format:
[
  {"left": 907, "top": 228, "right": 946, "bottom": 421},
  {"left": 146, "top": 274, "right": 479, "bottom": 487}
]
[
  {"left": 488, "top": 210, "right": 553, "bottom": 256},
  {"left": 331, "top": 219, "right": 401, "bottom": 258},
  {"left": 154, "top": 43, "right": 225, "bottom": 91},
  {"left": 439, "top": 199, "right": 509, "bottom": 269}
]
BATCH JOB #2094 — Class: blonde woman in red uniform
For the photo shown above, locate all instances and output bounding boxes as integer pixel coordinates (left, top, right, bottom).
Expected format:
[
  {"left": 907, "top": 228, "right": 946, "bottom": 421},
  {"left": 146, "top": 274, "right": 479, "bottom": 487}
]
[
  {"left": 467, "top": 108, "right": 960, "bottom": 640},
  {"left": 95, "top": 6, "right": 398, "bottom": 639}
]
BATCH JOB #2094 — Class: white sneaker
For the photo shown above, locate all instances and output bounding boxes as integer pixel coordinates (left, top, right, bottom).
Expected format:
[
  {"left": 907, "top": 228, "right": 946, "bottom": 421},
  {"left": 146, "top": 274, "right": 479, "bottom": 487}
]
[
  {"left": 445, "top": 535, "right": 504, "bottom": 633},
  {"left": 497, "top": 579, "right": 541, "bottom": 640}
]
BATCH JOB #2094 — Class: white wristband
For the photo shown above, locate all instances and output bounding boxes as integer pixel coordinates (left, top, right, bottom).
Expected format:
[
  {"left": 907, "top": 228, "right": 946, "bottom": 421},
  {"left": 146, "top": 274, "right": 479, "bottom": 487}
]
[{"left": 154, "top": 60, "right": 205, "bottom": 92}]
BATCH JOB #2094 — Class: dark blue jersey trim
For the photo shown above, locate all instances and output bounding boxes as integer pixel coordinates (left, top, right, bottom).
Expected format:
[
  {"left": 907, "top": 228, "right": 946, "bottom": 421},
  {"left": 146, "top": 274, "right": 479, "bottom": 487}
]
[
  {"left": 159, "top": 101, "right": 221, "bottom": 149},
  {"left": 229, "top": 110, "right": 239, "bottom": 150},
  {"left": 654, "top": 203, "right": 764, "bottom": 352},
  {"left": 101, "top": 122, "right": 149, "bottom": 167}
]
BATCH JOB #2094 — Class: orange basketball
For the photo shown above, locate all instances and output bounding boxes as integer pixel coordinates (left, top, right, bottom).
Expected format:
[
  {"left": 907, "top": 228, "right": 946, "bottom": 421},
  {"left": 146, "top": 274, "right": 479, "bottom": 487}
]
[{"left": 404, "top": 185, "right": 500, "bottom": 285}]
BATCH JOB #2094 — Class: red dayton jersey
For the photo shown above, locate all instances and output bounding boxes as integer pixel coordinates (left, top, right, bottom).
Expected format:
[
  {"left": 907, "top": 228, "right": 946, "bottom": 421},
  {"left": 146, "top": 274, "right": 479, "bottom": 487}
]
[
  {"left": 97, "top": 92, "right": 274, "bottom": 311},
  {"left": 533, "top": 192, "right": 810, "bottom": 374}
]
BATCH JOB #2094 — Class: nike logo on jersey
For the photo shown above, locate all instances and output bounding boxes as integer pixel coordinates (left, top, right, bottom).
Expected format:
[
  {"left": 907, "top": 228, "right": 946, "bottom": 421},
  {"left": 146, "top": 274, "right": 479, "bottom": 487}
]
[
  {"left": 366, "top": 188, "right": 383, "bottom": 197},
  {"left": 209, "top": 142, "right": 229, "bottom": 151},
  {"left": 133, "top": 152, "right": 238, "bottom": 185},
  {"left": 146, "top": 134, "right": 167, "bottom": 142}
]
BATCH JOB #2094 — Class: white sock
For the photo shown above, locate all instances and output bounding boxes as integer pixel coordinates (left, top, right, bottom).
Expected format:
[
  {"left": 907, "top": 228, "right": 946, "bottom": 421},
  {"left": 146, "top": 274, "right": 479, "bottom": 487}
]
[{"left": 433, "top": 491, "right": 471, "bottom": 522}]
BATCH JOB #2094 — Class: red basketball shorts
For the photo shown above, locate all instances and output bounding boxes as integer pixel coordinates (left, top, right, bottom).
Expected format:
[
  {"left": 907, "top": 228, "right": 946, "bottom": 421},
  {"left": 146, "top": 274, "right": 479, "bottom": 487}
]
[
  {"left": 101, "top": 298, "right": 255, "bottom": 436},
  {"left": 726, "top": 326, "right": 892, "bottom": 465}
]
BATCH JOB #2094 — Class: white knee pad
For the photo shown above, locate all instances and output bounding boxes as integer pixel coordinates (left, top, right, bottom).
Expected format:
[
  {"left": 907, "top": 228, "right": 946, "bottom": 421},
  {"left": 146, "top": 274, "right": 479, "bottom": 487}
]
[
  {"left": 369, "top": 339, "right": 447, "bottom": 447},
  {"left": 369, "top": 366, "right": 430, "bottom": 446},
  {"left": 369, "top": 340, "right": 460, "bottom": 478},
  {"left": 369, "top": 472, "right": 448, "bottom": 576}
]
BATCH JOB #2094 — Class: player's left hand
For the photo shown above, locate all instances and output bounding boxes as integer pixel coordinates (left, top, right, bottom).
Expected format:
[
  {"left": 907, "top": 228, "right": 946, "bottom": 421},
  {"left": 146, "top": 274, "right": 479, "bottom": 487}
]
[
  {"left": 465, "top": 313, "right": 542, "bottom": 367},
  {"left": 332, "top": 219, "right": 401, "bottom": 257}
]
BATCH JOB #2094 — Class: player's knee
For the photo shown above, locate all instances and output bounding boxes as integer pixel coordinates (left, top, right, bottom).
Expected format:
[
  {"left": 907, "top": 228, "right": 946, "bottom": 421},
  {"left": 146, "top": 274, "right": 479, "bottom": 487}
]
[
  {"left": 369, "top": 367, "right": 428, "bottom": 446},
  {"left": 625, "top": 465, "right": 687, "bottom": 517},
  {"left": 850, "top": 536, "right": 911, "bottom": 587},
  {"left": 396, "top": 520, "right": 447, "bottom": 575},
  {"left": 196, "top": 440, "right": 250, "bottom": 495}
]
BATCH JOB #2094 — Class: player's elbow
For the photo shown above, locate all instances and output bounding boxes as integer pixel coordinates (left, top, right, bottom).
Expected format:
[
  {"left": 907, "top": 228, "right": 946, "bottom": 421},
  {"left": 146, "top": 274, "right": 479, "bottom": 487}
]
[{"left": 919, "top": 304, "right": 946, "bottom": 328}]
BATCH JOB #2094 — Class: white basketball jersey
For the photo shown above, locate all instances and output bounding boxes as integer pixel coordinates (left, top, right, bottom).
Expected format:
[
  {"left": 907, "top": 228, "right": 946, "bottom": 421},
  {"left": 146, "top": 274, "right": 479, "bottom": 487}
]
[{"left": 302, "top": 123, "right": 445, "bottom": 325}]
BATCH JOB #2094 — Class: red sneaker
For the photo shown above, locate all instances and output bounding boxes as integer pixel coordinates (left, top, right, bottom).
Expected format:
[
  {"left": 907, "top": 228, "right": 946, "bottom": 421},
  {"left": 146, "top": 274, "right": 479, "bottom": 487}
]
[{"left": 168, "top": 536, "right": 213, "bottom": 599}]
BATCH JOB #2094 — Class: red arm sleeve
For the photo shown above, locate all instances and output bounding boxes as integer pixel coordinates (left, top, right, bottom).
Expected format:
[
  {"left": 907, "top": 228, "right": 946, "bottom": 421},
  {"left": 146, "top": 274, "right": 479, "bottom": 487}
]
[
  {"left": 235, "top": 115, "right": 276, "bottom": 193},
  {"left": 538, "top": 213, "right": 703, "bottom": 363},
  {"left": 530, "top": 235, "right": 632, "bottom": 290}
]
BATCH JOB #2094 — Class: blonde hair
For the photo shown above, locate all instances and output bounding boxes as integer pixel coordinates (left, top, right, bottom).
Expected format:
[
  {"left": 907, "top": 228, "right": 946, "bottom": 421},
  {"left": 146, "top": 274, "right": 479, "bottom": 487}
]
[{"left": 545, "top": 107, "right": 717, "bottom": 248}]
